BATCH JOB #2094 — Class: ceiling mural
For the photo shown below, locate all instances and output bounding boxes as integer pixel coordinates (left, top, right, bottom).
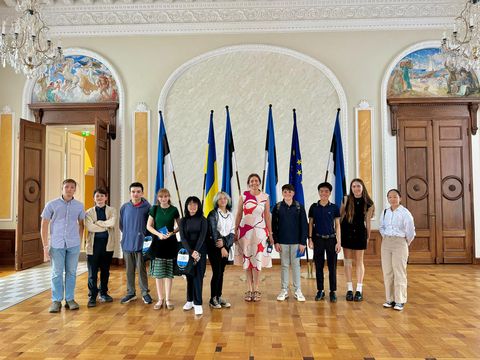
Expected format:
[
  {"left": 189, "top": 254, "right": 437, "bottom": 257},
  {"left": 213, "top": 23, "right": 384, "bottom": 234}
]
[
  {"left": 387, "top": 47, "right": 480, "bottom": 98},
  {"left": 32, "top": 55, "right": 118, "bottom": 103}
]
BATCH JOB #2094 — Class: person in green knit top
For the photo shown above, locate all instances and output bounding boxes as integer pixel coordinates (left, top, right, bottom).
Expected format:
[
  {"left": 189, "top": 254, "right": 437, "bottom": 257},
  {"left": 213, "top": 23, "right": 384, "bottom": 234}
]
[{"left": 146, "top": 188, "right": 180, "bottom": 310}]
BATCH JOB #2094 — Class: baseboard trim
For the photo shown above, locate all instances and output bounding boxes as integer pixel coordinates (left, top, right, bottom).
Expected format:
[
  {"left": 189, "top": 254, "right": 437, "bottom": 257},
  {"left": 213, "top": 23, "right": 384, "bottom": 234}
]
[{"left": 474, "top": 258, "right": 480, "bottom": 265}]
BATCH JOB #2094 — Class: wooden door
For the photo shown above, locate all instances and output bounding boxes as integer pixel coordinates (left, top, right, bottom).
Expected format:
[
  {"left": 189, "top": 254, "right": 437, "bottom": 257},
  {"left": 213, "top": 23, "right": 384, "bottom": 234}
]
[
  {"left": 95, "top": 118, "right": 110, "bottom": 193},
  {"left": 16, "top": 119, "right": 46, "bottom": 270},
  {"left": 433, "top": 119, "right": 472, "bottom": 263},
  {"left": 45, "top": 127, "right": 66, "bottom": 204},
  {"left": 398, "top": 119, "right": 436, "bottom": 263},
  {"left": 66, "top": 133, "right": 85, "bottom": 204},
  {"left": 391, "top": 99, "right": 475, "bottom": 264}
]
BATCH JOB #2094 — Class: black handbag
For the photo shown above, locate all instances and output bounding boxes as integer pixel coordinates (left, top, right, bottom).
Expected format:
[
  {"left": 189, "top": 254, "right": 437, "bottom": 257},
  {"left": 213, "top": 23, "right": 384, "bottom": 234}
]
[{"left": 173, "top": 242, "right": 195, "bottom": 276}]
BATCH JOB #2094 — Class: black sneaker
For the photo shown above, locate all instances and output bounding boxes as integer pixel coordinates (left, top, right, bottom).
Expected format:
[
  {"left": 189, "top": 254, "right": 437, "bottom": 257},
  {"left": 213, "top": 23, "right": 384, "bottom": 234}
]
[
  {"left": 209, "top": 298, "right": 221, "bottom": 309},
  {"left": 87, "top": 297, "right": 97, "bottom": 308},
  {"left": 354, "top": 291, "right": 363, "bottom": 302},
  {"left": 346, "top": 290, "right": 354, "bottom": 301},
  {"left": 143, "top": 294, "right": 153, "bottom": 304},
  {"left": 120, "top": 294, "right": 137, "bottom": 304},
  {"left": 329, "top": 291, "right": 337, "bottom": 303},
  {"left": 99, "top": 294, "right": 113, "bottom": 303},
  {"left": 315, "top": 290, "right": 325, "bottom": 301}
]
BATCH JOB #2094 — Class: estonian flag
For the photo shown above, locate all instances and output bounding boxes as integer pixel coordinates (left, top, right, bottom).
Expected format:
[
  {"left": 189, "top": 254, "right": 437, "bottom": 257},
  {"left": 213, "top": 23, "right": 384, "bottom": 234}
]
[
  {"left": 154, "top": 111, "right": 174, "bottom": 197},
  {"left": 264, "top": 104, "right": 278, "bottom": 210},
  {"left": 289, "top": 109, "right": 304, "bottom": 205},
  {"left": 204, "top": 110, "right": 218, "bottom": 216},
  {"left": 221, "top": 106, "right": 238, "bottom": 199},
  {"left": 326, "top": 109, "right": 346, "bottom": 206}
]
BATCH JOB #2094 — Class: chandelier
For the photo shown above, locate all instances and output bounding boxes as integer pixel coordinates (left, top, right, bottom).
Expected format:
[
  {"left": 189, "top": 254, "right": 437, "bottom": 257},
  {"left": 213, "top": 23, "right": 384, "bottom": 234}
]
[{"left": 0, "top": 0, "right": 63, "bottom": 78}]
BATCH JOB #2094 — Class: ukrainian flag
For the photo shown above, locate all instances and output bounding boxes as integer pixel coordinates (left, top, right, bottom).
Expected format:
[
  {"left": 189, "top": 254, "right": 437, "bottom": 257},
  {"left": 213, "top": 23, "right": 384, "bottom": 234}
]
[{"left": 204, "top": 110, "right": 218, "bottom": 216}]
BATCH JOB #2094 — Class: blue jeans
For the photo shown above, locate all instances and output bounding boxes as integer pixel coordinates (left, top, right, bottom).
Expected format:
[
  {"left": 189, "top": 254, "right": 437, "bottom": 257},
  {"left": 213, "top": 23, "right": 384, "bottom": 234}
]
[{"left": 50, "top": 245, "right": 80, "bottom": 302}]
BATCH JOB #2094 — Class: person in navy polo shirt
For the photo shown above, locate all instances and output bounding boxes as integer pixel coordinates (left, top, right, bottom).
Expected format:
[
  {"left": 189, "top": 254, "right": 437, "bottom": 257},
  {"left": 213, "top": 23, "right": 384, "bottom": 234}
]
[
  {"left": 308, "top": 182, "right": 341, "bottom": 302},
  {"left": 41, "top": 179, "right": 85, "bottom": 313}
]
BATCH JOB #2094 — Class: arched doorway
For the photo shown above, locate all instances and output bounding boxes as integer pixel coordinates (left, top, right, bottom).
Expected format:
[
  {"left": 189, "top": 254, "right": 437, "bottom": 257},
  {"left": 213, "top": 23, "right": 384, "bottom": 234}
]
[{"left": 16, "top": 49, "right": 124, "bottom": 270}]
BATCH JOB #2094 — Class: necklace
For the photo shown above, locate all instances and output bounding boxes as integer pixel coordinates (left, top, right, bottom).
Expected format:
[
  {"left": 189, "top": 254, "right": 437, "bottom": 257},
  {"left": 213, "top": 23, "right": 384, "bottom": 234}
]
[
  {"left": 160, "top": 206, "right": 170, "bottom": 215},
  {"left": 218, "top": 210, "right": 230, "bottom": 219}
]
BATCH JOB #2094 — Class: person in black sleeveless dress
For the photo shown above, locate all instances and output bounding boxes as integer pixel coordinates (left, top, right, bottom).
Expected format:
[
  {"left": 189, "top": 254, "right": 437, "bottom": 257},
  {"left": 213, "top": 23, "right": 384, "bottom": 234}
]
[{"left": 341, "top": 178, "right": 374, "bottom": 302}]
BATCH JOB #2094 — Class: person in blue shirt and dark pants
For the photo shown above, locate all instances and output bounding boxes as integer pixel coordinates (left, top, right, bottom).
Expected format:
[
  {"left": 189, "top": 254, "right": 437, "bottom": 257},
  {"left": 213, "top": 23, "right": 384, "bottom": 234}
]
[{"left": 308, "top": 182, "right": 342, "bottom": 302}]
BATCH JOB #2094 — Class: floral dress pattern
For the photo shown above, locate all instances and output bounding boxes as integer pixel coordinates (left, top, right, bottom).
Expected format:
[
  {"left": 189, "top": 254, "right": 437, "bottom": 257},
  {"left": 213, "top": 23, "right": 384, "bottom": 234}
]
[{"left": 234, "top": 191, "right": 272, "bottom": 270}]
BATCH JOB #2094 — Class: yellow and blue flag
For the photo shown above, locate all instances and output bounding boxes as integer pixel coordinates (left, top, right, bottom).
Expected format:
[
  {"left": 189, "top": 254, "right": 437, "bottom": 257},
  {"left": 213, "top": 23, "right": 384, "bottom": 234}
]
[
  {"left": 203, "top": 110, "right": 218, "bottom": 216},
  {"left": 289, "top": 109, "right": 304, "bottom": 205}
]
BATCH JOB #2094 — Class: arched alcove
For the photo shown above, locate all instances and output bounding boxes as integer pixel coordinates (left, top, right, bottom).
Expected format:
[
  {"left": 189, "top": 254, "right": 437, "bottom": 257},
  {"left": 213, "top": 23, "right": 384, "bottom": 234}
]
[{"left": 156, "top": 44, "right": 348, "bottom": 208}]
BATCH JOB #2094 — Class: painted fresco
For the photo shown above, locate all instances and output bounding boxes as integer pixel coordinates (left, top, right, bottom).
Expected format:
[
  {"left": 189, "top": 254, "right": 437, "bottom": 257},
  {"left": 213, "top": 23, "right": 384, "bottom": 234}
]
[
  {"left": 387, "top": 48, "right": 480, "bottom": 98},
  {"left": 32, "top": 55, "right": 118, "bottom": 103}
]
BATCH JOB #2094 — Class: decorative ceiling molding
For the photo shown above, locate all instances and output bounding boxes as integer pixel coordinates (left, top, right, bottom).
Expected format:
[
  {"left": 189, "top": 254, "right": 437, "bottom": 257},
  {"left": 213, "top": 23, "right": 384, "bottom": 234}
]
[{"left": 0, "top": 0, "right": 461, "bottom": 36}]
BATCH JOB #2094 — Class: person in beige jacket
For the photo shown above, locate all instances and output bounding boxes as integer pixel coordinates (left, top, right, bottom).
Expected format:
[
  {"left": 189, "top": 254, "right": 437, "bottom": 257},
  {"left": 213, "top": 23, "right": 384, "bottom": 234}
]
[{"left": 85, "top": 188, "right": 117, "bottom": 307}]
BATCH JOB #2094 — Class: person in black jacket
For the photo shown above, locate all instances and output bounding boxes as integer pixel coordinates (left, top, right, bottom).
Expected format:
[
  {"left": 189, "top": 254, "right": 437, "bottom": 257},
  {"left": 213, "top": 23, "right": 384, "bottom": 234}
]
[
  {"left": 207, "top": 191, "right": 235, "bottom": 309},
  {"left": 179, "top": 196, "right": 208, "bottom": 316}
]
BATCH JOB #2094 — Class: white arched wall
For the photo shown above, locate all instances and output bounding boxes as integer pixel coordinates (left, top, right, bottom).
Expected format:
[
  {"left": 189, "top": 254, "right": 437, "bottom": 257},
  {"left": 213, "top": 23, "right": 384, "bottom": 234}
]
[
  {"left": 22, "top": 48, "right": 126, "bottom": 210},
  {"left": 381, "top": 40, "right": 480, "bottom": 260},
  {"left": 156, "top": 44, "right": 349, "bottom": 201}
]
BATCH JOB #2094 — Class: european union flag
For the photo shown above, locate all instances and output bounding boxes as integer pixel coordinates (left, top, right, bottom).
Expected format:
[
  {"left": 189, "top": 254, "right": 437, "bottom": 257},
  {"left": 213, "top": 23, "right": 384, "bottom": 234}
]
[
  {"left": 289, "top": 109, "right": 304, "bottom": 205},
  {"left": 204, "top": 110, "right": 218, "bottom": 216}
]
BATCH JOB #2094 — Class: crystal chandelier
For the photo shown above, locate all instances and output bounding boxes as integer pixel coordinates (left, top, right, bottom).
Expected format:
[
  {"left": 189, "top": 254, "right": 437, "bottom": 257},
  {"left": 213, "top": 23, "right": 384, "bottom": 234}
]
[{"left": 0, "top": 0, "right": 63, "bottom": 79}]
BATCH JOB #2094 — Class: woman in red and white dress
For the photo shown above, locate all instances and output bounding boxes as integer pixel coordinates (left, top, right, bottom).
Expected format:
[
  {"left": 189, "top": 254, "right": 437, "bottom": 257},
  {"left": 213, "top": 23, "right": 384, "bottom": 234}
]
[{"left": 234, "top": 173, "right": 273, "bottom": 302}]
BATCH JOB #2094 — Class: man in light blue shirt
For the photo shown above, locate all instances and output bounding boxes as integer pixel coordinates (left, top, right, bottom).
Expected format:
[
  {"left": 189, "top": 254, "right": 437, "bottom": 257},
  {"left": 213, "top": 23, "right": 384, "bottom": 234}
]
[{"left": 41, "top": 179, "right": 85, "bottom": 313}]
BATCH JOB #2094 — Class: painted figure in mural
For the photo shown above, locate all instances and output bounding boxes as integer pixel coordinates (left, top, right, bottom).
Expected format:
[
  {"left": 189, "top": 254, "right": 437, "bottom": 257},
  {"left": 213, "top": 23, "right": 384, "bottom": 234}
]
[
  {"left": 97, "top": 74, "right": 112, "bottom": 100},
  {"left": 445, "top": 62, "right": 458, "bottom": 94},
  {"left": 55, "top": 58, "right": 79, "bottom": 92},
  {"left": 389, "top": 68, "right": 405, "bottom": 95},
  {"left": 399, "top": 59, "right": 413, "bottom": 91}
]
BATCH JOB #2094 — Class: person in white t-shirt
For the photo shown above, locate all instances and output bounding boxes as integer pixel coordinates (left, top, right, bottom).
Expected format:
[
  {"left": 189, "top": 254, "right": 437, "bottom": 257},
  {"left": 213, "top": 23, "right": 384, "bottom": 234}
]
[{"left": 379, "top": 189, "right": 416, "bottom": 311}]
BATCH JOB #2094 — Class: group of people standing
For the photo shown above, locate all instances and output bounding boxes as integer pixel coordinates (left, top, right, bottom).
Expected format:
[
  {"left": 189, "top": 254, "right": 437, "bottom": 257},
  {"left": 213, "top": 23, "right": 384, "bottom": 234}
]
[{"left": 40, "top": 173, "right": 415, "bottom": 315}]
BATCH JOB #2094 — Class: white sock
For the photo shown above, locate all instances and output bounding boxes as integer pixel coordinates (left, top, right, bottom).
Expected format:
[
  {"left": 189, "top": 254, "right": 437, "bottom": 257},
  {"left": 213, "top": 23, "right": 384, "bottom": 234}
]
[
  {"left": 356, "top": 283, "right": 363, "bottom": 292},
  {"left": 347, "top": 282, "right": 353, "bottom": 292}
]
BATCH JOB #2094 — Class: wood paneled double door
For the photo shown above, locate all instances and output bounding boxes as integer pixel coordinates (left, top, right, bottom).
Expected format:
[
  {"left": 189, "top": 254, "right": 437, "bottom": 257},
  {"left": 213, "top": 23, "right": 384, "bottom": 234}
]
[
  {"left": 15, "top": 103, "right": 118, "bottom": 270},
  {"left": 389, "top": 99, "right": 476, "bottom": 264}
]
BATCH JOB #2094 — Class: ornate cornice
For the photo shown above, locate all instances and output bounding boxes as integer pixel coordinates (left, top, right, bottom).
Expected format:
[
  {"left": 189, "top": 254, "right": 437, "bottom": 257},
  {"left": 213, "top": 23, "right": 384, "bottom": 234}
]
[{"left": 0, "top": 0, "right": 462, "bottom": 36}]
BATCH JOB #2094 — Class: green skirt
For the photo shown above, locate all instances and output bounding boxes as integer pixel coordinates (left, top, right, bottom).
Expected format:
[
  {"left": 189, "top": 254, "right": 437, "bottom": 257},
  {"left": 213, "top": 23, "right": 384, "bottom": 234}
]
[{"left": 149, "top": 258, "right": 174, "bottom": 279}]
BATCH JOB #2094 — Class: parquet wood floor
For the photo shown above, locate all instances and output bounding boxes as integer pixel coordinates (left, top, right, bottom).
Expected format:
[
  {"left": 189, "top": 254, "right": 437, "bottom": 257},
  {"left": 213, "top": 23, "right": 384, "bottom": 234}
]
[
  {"left": 0, "top": 267, "right": 15, "bottom": 278},
  {"left": 0, "top": 264, "right": 479, "bottom": 359}
]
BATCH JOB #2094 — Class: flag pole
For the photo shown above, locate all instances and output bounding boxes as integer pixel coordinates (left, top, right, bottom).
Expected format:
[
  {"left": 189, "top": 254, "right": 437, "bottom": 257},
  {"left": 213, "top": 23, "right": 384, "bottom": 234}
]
[{"left": 172, "top": 170, "right": 183, "bottom": 218}]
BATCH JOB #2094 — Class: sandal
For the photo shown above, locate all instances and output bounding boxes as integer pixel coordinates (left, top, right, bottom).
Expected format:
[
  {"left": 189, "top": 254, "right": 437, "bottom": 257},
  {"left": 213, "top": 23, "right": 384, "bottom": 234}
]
[
  {"left": 153, "top": 299, "right": 164, "bottom": 310},
  {"left": 165, "top": 300, "right": 175, "bottom": 310},
  {"left": 244, "top": 291, "right": 253, "bottom": 302},
  {"left": 252, "top": 291, "right": 261, "bottom": 302}
]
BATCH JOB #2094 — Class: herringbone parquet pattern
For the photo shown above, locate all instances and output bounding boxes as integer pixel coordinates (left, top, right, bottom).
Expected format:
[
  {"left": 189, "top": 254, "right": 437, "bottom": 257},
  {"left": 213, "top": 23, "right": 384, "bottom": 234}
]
[{"left": 0, "top": 264, "right": 479, "bottom": 359}]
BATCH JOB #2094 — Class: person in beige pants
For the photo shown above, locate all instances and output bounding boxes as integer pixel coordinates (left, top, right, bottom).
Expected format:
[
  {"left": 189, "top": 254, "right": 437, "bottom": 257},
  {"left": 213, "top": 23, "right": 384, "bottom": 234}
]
[{"left": 379, "top": 189, "right": 415, "bottom": 311}]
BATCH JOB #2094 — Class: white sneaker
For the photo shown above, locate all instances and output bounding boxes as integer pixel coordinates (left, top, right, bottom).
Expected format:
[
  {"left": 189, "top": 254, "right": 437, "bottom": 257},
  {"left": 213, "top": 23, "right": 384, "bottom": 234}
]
[
  {"left": 183, "top": 301, "right": 194, "bottom": 311},
  {"left": 194, "top": 305, "right": 203, "bottom": 315},
  {"left": 294, "top": 290, "right": 306, "bottom": 302},
  {"left": 276, "top": 289, "right": 289, "bottom": 301}
]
